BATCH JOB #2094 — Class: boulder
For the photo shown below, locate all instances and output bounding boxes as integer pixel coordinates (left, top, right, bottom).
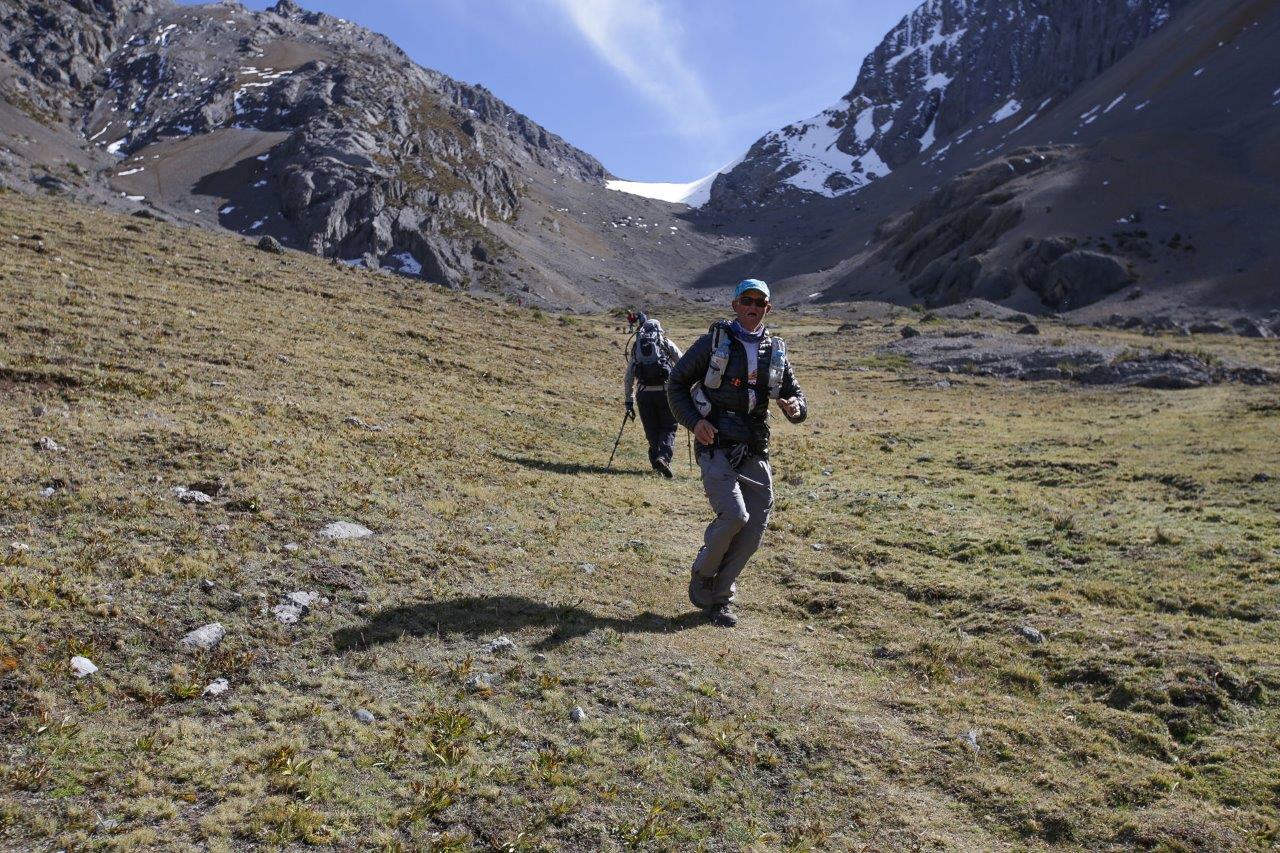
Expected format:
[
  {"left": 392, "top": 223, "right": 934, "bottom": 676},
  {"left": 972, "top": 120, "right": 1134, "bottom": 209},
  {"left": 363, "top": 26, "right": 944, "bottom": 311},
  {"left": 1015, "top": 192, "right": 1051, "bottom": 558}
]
[
  {"left": 70, "top": 656, "right": 98, "bottom": 678},
  {"left": 256, "top": 235, "right": 285, "bottom": 254},
  {"left": 319, "top": 521, "right": 373, "bottom": 540},
  {"left": 1037, "top": 250, "right": 1133, "bottom": 309},
  {"left": 180, "top": 623, "right": 226, "bottom": 651}
]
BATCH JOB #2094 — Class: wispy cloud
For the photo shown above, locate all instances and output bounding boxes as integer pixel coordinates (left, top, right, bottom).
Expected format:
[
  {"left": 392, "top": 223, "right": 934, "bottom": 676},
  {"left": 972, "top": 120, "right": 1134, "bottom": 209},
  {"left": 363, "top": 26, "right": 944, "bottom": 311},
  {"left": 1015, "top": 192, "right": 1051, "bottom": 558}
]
[{"left": 546, "top": 0, "right": 723, "bottom": 143}]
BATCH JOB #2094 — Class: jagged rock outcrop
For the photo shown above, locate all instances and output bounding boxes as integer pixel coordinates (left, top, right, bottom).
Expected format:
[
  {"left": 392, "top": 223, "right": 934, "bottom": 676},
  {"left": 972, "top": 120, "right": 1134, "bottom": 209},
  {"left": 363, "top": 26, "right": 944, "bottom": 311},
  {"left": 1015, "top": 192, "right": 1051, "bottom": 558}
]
[
  {"left": 707, "top": 0, "right": 1185, "bottom": 210},
  {"left": 1, "top": 0, "right": 607, "bottom": 287},
  {"left": 0, "top": 0, "right": 158, "bottom": 120}
]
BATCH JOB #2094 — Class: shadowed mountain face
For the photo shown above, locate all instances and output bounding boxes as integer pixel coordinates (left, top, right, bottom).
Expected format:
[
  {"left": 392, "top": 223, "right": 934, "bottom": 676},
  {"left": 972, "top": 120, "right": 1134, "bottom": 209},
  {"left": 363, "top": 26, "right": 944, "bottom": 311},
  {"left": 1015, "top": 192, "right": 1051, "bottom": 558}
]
[{"left": 690, "top": 0, "right": 1280, "bottom": 323}]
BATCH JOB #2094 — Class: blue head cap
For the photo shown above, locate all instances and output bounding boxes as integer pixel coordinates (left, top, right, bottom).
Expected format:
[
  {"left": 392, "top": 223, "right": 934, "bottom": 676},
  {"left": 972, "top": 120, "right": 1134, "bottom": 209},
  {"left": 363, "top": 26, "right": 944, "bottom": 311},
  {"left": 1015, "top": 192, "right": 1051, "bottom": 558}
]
[
  {"left": 734, "top": 279, "right": 770, "bottom": 300},
  {"left": 636, "top": 311, "right": 648, "bottom": 326}
]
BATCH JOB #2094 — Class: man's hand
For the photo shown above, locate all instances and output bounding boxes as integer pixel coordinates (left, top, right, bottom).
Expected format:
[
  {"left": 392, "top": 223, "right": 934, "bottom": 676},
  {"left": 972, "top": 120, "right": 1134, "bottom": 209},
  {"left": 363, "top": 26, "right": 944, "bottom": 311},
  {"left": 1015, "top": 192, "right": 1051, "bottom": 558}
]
[
  {"left": 779, "top": 397, "right": 802, "bottom": 419},
  {"left": 625, "top": 400, "right": 635, "bottom": 420},
  {"left": 693, "top": 419, "right": 717, "bottom": 446}
]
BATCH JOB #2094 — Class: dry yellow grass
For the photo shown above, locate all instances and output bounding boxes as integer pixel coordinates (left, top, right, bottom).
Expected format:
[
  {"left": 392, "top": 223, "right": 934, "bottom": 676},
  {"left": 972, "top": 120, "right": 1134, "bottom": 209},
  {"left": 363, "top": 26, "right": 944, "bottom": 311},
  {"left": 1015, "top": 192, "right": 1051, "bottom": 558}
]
[{"left": 1, "top": 191, "right": 1277, "bottom": 850}]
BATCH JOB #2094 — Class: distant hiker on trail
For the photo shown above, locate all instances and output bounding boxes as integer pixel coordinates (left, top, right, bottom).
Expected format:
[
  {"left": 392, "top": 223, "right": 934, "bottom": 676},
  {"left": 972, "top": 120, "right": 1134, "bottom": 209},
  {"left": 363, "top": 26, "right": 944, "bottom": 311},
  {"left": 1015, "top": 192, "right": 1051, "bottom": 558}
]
[
  {"left": 625, "top": 313, "right": 683, "bottom": 478},
  {"left": 626, "top": 310, "right": 637, "bottom": 333},
  {"left": 667, "top": 280, "right": 807, "bottom": 627}
]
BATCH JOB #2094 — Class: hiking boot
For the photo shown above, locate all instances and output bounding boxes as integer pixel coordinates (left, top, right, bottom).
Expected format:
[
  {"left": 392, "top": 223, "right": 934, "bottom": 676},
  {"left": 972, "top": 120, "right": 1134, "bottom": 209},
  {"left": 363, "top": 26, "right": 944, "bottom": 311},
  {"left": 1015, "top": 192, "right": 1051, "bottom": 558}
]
[
  {"left": 709, "top": 603, "right": 738, "bottom": 628},
  {"left": 653, "top": 458, "right": 673, "bottom": 479},
  {"left": 688, "top": 574, "right": 715, "bottom": 610}
]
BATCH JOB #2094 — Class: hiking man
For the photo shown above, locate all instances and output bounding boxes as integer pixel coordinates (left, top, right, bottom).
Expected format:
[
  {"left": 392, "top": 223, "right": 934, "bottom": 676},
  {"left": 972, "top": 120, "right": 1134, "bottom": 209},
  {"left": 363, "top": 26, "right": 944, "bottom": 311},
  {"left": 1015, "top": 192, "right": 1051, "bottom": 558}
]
[
  {"left": 625, "top": 313, "right": 683, "bottom": 478},
  {"left": 667, "top": 280, "right": 807, "bottom": 627},
  {"left": 626, "top": 310, "right": 637, "bottom": 333}
]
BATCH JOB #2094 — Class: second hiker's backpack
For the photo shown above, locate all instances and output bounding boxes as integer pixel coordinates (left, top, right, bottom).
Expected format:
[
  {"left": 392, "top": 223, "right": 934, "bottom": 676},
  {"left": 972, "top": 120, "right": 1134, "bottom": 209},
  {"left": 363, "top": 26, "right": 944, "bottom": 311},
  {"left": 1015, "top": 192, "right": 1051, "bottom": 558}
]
[{"left": 632, "top": 321, "right": 671, "bottom": 385}]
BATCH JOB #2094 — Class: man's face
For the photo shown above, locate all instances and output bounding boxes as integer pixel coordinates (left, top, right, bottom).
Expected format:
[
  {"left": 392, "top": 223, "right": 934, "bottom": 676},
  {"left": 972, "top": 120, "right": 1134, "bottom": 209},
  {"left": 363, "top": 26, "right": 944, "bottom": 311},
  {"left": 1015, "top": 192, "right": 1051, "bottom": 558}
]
[{"left": 732, "top": 290, "right": 770, "bottom": 330}]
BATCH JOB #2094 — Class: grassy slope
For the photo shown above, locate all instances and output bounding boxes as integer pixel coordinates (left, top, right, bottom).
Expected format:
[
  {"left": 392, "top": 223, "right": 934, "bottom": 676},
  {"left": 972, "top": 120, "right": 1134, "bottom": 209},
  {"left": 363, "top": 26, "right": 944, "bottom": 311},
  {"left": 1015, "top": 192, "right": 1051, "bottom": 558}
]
[{"left": 1, "top": 192, "right": 1277, "bottom": 851}]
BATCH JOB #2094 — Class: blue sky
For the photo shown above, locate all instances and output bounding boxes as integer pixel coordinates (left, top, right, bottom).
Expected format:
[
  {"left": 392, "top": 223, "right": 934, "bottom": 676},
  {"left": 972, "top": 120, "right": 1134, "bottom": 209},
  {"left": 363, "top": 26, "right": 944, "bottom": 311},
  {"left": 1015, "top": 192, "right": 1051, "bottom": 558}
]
[{"left": 176, "top": 0, "right": 920, "bottom": 181}]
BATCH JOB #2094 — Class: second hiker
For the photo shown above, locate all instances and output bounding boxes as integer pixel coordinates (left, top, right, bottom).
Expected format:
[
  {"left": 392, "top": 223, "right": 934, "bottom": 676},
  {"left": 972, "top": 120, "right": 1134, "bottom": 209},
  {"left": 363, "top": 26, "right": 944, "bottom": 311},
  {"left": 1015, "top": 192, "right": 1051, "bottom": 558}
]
[{"left": 624, "top": 313, "right": 683, "bottom": 478}]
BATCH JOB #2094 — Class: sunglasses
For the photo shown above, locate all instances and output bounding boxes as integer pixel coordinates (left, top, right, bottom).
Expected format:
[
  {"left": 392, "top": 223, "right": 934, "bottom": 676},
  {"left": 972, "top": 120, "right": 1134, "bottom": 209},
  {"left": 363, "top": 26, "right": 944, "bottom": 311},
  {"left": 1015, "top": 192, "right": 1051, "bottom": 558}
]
[{"left": 737, "top": 296, "right": 770, "bottom": 308}]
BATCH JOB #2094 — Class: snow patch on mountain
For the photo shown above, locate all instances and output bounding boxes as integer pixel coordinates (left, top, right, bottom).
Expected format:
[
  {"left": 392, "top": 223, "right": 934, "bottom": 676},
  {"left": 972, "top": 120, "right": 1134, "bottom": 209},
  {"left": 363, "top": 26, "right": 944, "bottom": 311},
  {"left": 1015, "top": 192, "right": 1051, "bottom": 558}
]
[{"left": 606, "top": 155, "right": 743, "bottom": 207}]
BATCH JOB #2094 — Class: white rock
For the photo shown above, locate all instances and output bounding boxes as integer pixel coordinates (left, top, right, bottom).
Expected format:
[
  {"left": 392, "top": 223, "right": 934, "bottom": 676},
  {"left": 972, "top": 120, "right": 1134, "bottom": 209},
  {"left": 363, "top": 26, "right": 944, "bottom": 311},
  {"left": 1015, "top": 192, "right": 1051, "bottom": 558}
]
[
  {"left": 466, "top": 672, "right": 497, "bottom": 692},
  {"left": 319, "top": 521, "right": 373, "bottom": 540},
  {"left": 354, "top": 708, "right": 375, "bottom": 723},
  {"left": 202, "top": 678, "right": 229, "bottom": 697},
  {"left": 579, "top": 563, "right": 596, "bottom": 574},
  {"left": 271, "top": 603, "right": 304, "bottom": 624},
  {"left": 180, "top": 622, "right": 225, "bottom": 650},
  {"left": 570, "top": 706, "right": 586, "bottom": 723},
  {"left": 9, "top": 542, "right": 29, "bottom": 552},
  {"left": 172, "top": 486, "right": 213, "bottom": 505},
  {"left": 35, "top": 436, "right": 63, "bottom": 453},
  {"left": 485, "top": 636, "right": 516, "bottom": 655},
  {"left": 962, "top": 729, "right": 980, "bottom": 753},
  {"left": 283, "top": 542, "right": 299, "bottom": 552},
  {"left": 285, "top": 590, "right": 323, "bottom": 608},
  {"left": 40, "top": 486, "right": 57, "bottom": 498},
  {"left": 1018, "top": 625, "right": 1046, "bottom": 644},
  {"left": 71, "top": 656, "right": 98, "bottom": 678}
]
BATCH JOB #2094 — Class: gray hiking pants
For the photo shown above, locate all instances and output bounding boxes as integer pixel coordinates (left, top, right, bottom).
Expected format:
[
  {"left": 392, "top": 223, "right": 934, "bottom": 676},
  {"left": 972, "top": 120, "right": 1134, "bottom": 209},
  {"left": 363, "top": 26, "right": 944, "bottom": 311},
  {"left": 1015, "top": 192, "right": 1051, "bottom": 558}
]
[
  {"left": 637, "top": 387, "right": 677, "bottom": 466},
  {"left": 689, "top": 448, "right": 773, "bottom": 608}
]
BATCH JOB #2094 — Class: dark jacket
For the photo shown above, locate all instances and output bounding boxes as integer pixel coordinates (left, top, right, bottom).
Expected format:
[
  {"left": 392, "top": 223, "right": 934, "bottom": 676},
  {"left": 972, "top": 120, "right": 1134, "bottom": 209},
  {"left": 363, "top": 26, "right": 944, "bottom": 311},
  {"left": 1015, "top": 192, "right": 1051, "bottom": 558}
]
[{"left": 666, "top": 322, "right": 807, "bottom": 453}]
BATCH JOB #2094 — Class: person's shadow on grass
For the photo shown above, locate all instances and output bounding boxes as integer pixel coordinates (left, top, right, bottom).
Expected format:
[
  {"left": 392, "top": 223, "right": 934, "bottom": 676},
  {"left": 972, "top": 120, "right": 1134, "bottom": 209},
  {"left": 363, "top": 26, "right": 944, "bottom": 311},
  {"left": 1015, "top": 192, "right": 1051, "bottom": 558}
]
[{"left": 332, "top": 594, "right": 706, "bottom": 652}]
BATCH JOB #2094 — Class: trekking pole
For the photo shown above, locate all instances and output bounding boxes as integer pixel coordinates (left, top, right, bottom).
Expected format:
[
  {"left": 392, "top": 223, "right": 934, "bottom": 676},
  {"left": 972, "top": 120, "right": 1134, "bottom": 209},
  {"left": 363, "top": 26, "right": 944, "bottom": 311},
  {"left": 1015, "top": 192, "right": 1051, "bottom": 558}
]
[
  {"left": 605, "top": 410, "right": 631, "bottom": 470},
  {"left": 687, "top": 429, "right": 693, "bottom": 471}
]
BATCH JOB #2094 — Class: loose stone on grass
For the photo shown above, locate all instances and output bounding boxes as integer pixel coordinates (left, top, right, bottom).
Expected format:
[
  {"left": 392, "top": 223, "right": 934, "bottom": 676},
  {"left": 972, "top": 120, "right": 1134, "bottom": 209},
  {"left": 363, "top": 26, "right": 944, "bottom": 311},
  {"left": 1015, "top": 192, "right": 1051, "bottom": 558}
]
[
  {"left": 270, "top": 590, "right": 325, "bottom": 624},
  {"left": 271, "top": 603, "right": 305, "bottom": 624},
  {"left": 570, "top": 706, "right": 587, "bottom": 723},
  {"left": 485, "top": 636, "right": 516, "bottom": 655},
  {"left": 319, "top": 521, "right": 374, "bottom": 540},
  {"left": 202, "top": 678, "right": 230, "bottom": 697},
  {"left": 1018, "top": 625, "right": 1047, "bottom": 644},
  {"left": 466, "top": 672, "right": 498, "bottom": 693},
  {"left": 34, "top": 436, "right": 63, "bottom": 453},
  {"left": 180, "top": 622, "right": 225, "bottom": 651},
  {"left": 354, "top": 708, "right": 375, "bottom": 724},
  {"left": 70, "top": 656, "right": 98, "bottom": 678},
  {"left": 962, "top": 730, "right": 981, "bottom": 753},
  {"left": 172, "top": 486, "right": 213, "bottom": 505}
]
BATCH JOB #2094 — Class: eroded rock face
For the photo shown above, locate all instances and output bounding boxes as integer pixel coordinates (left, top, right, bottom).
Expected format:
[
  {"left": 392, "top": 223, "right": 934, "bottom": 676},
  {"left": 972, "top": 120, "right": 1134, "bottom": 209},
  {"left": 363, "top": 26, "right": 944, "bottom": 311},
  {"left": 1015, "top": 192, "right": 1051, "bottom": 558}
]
[
  {"left": 707, "top": 0, "right": 1185, "bottom": 210},
  {"left": 1, "top": 0, "right": 606, "bottom": 288}
]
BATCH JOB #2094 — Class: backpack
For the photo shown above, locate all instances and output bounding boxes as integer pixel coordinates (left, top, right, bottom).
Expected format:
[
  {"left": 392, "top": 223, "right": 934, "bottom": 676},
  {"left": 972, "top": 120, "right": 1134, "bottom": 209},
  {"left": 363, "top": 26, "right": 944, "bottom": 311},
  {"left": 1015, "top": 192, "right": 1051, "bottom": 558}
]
[{"left": 632, "top": 321, "right": 672, "bottom": 385}]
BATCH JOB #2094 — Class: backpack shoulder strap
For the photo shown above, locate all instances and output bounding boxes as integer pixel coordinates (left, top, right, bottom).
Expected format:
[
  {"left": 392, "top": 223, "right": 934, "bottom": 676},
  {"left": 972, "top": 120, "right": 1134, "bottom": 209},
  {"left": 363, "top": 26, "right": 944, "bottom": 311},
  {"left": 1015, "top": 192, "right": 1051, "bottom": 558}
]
[{"left": 703, "top": 321, "right": 734, "bottom": 389}]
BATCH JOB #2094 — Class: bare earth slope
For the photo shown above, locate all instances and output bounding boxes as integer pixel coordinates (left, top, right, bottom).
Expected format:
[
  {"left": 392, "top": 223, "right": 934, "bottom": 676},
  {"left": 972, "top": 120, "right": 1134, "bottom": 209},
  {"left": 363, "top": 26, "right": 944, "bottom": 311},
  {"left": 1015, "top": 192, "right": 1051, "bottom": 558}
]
[{"left": 2, "top": 192, "right": 1278, "bottom": 849}]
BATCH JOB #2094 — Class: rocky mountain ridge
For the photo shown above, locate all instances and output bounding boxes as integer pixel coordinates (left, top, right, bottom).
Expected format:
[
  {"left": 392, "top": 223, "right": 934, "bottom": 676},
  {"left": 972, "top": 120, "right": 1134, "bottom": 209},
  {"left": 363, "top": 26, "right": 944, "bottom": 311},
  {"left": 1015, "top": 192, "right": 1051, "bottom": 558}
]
[
  {"left": 706, "top": 0, "right": 1186, "bottom": 210},
  {"left": 1, "top": 0, "right": 611, "bottom": 288}
]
